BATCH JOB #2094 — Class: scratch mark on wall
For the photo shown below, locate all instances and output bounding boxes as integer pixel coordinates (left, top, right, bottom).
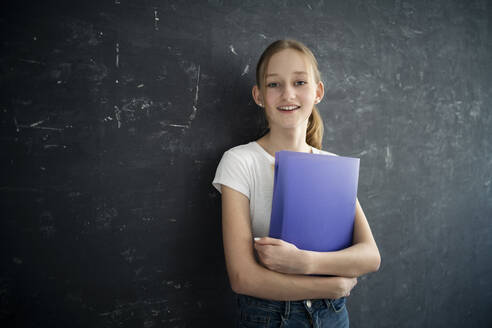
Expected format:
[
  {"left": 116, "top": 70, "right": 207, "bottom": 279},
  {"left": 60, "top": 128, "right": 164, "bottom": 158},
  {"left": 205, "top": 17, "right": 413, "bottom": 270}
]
[
  {"left": 17, "top": 125, "right": 63, "bottom": 131},
  {"left": 13, "top": 117, "right": 19, "bottom": 132},
  {"left": 194, "top": 65, "right": 200, "bottom": 106},
  {"left": 169, "top": 124, "right": 187, "bottom": 128},
  {"left": 44, "top": 144, "right": 67, "bottom": 149},
  {"left": 189, "top": 109, "right": 197, "bottom": 122},
  {"left": 19, "top": 58, "right": 45, "bottom": 65},
  {"left": 154, "top": 8, "right": 160, "bottom": 31},
  {"left": 163, "top": 280, "right": 192, "bottom": 289},
  {"left": 229, "top": 45, "right": 238, "bottom": 55},
  {"left": 241, "top": 64, "right": 249, "bottom": 76},
  {"left": 30, "top": 120, "right": 45, "bottom": 127},
  {"left": 114, "top": 105, "right": 122, "bottom": 128},
  {"left": 385, "top": 145, "right": 393, "bottom": 169},
  {"left": 189, "top": 65, "right": 200, "bottom": 122},
  {"left": 367, "top": 191, "right": 382, "bottom": 199},
  {"left": 99, "top": 298, "right": 169, "bottom": 317},
  {"left": 400, "top": 26, "right": 423, "bottom": 39},
  {"left": 115, "top": 43, "right": 120, "bottom": 68}
]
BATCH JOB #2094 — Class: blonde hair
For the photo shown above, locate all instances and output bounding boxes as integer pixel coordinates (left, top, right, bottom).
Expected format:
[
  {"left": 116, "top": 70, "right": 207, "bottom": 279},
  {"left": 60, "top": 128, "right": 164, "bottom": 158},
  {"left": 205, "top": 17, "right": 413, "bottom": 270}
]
[{"left": 255, "top": 39, "right": 324, "bottom": 150}]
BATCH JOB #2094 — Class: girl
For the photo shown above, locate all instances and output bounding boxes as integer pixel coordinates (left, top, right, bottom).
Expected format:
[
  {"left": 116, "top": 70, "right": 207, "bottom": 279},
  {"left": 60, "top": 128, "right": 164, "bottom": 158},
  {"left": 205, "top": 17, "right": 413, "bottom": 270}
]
[{"left": 212, "top": 39, "right": 380, "bottom": 327}]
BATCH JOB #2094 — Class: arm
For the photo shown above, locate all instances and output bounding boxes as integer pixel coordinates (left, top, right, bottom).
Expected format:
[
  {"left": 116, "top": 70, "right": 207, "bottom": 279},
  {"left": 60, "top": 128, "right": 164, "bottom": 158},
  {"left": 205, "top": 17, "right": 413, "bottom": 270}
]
[
  {"left": 221, "top": 185, "right": 357, "bottom": 301},
  {"left": 255, "top": 199, "right": 381, "bottom": 278}
]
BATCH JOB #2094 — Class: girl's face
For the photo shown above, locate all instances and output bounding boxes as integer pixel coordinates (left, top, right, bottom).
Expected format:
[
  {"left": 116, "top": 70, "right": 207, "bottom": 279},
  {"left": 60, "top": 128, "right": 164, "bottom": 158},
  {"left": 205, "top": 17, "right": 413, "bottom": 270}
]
[{"left": 253, "top": 49, "right": 324, "bottom": 131}]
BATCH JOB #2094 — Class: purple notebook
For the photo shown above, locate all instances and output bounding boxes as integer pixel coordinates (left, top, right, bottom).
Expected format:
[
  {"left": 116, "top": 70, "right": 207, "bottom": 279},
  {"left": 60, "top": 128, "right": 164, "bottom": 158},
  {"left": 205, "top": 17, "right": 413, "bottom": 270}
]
[{"left": 269, "top": 151, "right": 360, "bottom": 252}]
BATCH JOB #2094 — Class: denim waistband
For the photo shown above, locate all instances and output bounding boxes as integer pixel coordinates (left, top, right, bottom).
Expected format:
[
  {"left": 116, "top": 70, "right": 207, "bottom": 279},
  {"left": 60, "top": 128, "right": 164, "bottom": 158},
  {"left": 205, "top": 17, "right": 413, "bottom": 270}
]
[{"left": 236, "top": 293, "right": 346, "bottom": 315}]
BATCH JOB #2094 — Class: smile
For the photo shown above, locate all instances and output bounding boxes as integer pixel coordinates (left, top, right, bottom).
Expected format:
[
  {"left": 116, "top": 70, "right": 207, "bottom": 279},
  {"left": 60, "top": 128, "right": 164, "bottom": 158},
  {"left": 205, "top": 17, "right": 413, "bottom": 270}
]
[{"left": 277, "top": 105, "right": 300, "bottom": 111}]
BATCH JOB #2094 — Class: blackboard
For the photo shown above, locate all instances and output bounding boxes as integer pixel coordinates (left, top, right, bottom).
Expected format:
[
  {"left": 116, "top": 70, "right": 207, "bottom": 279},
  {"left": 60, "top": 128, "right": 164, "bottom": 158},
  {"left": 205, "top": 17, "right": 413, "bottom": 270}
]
[{"left": 1, "top": 0, "right": 491, "bottom": 327}]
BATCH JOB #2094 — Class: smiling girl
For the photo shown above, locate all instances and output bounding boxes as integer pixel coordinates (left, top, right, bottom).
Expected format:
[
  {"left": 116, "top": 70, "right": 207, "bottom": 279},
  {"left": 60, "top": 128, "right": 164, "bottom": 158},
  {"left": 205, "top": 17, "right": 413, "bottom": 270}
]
[{"left": 212, "top": 39, "right": 380, "bottom": 327}]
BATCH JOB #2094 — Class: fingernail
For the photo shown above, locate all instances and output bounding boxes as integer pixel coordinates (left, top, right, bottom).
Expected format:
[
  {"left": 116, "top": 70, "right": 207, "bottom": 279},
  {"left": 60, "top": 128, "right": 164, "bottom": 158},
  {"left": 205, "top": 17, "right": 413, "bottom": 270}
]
[{"left": 254, "top": 237, "right": 260, "bottom": 241}]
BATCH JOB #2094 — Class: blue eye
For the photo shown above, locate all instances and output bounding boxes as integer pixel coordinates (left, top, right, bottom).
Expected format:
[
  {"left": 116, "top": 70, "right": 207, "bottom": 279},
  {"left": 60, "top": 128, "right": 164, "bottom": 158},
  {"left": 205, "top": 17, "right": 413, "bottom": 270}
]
[
  {"left": 267, "top": 82, "right": 279, "bottom": 88},
  {"left": 295, "top": 81, "right": 307, "bottom": 86}
]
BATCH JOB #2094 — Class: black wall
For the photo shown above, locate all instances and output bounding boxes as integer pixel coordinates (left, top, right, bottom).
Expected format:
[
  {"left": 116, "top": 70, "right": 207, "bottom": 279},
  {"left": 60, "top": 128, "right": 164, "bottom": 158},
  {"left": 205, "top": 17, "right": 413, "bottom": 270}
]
[{"left": 1, "top": 1, "right": 491, "bottom": 327}]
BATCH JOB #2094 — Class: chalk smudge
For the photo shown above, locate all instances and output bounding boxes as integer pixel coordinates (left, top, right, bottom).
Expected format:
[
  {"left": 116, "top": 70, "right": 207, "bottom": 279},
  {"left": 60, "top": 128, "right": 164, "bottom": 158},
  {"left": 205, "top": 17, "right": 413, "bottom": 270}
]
[{"left": 241, "top": 64, "right": 249, "bottom": 76}]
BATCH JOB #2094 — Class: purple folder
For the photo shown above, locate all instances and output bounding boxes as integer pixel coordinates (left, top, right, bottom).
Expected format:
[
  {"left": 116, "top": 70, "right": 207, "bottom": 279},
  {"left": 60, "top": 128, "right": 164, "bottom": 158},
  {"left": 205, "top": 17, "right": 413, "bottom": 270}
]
[{"left": 269, "top": 151, "right": 360, "bottom": 252}]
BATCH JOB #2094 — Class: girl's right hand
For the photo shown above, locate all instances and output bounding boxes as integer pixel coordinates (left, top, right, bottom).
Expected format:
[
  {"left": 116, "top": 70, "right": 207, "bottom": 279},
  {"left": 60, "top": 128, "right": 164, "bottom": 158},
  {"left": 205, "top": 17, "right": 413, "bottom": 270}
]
[{"left": 333, "top": 277, "right": 357, "bottom": 298}]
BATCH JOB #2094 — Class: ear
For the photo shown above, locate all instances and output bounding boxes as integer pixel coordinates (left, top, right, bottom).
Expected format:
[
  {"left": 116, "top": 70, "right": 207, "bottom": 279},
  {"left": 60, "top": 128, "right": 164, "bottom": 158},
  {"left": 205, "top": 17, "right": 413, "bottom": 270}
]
[
  {"left": 314, "top": 81, "right": 324, "bottom": 104},
  {"left": 252, "top": 85, "right": 264, "bottom": 107}
]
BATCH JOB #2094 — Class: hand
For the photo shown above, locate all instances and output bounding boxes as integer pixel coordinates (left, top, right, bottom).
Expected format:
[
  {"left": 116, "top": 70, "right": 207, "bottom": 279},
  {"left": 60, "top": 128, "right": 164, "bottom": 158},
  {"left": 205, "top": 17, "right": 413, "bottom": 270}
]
[
  {"left": 333, "top": 277, "right": 357, "bottom": 299},
  {"left": 253, "top": 237, "right": 307, "bottom": 274}
]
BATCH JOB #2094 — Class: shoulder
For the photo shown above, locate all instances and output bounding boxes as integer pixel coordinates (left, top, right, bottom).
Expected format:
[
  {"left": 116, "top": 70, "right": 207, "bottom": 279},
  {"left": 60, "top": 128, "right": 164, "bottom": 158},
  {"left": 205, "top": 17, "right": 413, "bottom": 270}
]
[
  {"left": 213, "top": 143, "right": 258, "bottom": 198},
  {"left": 214, "top": 143, "right": 259, "bottom": 175},
  {"left": 222, "top": 142, "right": 263, "bottom": 163},
  {"left": 224, "top": 142, "right": 256, "bottom": 157}
]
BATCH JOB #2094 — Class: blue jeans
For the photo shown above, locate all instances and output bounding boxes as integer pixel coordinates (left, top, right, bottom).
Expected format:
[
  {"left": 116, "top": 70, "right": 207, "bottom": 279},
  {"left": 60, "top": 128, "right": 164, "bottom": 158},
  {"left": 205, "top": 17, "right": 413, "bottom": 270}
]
[{"left": 236, "top": 293, "right": 349, "bottom": 327}]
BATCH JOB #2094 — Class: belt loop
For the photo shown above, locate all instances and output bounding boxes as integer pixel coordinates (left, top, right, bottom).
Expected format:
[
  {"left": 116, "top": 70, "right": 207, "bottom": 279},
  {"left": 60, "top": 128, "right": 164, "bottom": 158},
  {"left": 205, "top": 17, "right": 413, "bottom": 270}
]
[
  {"left": 323, "top": 298, "right": 331, "bottom": 310},
  {"left": 283, "top": 300, "right": 291, "bottom": 319}
]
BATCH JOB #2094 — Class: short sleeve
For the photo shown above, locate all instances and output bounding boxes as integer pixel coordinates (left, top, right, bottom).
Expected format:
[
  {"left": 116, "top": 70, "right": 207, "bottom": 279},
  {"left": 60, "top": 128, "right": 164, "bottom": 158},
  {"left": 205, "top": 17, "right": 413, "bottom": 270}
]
[{"left": 212, "top": 151, "right": 250, "bottom": 199}]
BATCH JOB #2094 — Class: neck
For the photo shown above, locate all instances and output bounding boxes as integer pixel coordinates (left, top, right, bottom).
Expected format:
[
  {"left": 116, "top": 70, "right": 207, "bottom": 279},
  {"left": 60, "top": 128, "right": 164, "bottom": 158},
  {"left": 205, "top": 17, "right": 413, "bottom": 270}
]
[{"left": 259, "top": 125, "right": 312, "bottom": 156}]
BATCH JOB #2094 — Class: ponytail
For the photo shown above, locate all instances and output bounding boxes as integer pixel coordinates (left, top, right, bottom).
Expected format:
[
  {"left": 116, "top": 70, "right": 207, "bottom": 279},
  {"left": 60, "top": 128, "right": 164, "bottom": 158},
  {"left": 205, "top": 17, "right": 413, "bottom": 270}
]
[{"left": 307, "top": 106, "right": 324, "bottom": 150}]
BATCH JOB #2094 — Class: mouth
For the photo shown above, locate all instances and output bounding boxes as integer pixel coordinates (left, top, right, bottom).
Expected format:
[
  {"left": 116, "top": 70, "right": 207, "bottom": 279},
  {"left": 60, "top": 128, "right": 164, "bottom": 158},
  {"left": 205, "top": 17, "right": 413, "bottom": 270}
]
[{"left": 277, "top": 105, "right": 301, "bottom": 112}]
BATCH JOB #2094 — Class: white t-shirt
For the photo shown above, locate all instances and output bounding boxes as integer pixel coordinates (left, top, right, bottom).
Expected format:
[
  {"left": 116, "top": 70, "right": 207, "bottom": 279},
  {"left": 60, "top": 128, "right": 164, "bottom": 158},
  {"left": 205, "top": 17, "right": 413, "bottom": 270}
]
[{"left": 212, "top": 141, "right": 336, "bottom": 238}]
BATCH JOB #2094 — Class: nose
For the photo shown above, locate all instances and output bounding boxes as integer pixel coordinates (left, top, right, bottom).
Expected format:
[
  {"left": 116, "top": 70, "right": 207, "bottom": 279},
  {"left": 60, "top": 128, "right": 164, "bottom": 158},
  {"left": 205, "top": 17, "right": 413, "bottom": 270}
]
[{"left": 282, "top": 84, "right": 296, "bottom": 100}]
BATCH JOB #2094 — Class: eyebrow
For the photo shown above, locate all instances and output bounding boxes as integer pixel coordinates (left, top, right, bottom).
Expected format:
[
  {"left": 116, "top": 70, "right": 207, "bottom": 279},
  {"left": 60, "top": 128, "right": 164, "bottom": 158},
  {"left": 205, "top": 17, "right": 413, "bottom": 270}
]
[{"left": 266, "top": 71, "right": 308, "bottom": 77}]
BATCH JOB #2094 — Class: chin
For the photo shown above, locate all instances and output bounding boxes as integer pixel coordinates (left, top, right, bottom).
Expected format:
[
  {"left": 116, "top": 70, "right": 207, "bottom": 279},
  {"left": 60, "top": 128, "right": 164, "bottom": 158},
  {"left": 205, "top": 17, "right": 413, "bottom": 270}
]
[{"left": 273, "top": 121, "right": 309, "bottom": 130}]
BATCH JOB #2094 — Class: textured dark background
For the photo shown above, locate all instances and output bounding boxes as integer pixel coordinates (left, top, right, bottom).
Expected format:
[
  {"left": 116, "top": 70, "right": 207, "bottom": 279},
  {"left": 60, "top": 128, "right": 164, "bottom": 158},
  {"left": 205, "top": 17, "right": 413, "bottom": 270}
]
[{"left": 1, "top": 0, "right": 491, "bottom": 327}]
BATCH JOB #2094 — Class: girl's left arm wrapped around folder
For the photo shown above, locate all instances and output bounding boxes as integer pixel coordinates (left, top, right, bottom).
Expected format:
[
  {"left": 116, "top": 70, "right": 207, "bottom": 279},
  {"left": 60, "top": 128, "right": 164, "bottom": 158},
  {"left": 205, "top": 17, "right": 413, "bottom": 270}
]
[{"left": 254, "top": 199, "right": 381, "bottom": 278}]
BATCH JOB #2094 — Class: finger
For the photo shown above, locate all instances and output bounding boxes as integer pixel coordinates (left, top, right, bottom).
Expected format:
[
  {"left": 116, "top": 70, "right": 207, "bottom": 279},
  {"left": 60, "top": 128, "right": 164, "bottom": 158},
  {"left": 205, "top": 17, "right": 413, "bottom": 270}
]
[
  {"left": 254, "top": 244, "right": 269, "bottom": 255},
  {"left": 254, "top": 243, "right": 267, "bottom": 254},
  {"left": 254, "top": 237, "right": 283, "bottom": 245}
]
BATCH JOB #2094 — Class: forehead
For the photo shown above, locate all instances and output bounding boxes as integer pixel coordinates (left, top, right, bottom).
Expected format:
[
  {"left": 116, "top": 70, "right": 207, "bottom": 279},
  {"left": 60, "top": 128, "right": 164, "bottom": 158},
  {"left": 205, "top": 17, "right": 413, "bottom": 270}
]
[{"left": 266, "top": 49, "right": 312, "bottom": 77}]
